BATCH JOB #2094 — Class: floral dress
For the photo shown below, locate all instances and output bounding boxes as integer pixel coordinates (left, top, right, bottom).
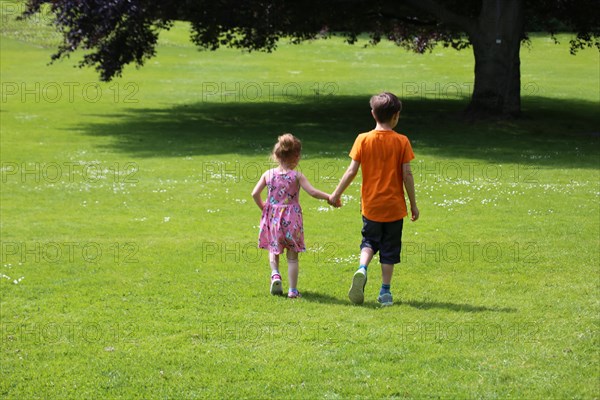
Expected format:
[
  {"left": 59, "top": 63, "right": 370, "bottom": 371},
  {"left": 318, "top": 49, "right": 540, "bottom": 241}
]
[{"left": 258, "top": 169, "right": 305, "bottom": 254}]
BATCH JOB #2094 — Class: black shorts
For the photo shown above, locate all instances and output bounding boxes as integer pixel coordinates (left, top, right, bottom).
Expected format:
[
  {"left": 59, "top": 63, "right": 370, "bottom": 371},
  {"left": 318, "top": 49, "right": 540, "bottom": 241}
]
[{"left": 360, "top": 215, "right": 404, "bottom": 264}]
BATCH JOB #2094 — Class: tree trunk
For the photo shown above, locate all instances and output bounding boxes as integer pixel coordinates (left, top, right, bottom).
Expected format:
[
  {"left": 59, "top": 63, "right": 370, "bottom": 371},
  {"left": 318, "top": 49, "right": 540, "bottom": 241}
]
[{"left": 467, "top": 0, "right": 523, "bottom": 118}]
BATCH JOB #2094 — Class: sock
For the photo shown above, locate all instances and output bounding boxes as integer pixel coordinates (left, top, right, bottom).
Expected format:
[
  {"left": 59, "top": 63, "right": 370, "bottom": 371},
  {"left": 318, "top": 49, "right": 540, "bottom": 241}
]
[
  {"left": 271, "top": 270, "right": 280, "bottom": 278},
  {"left": 380, "top": 284, "right": 391, "bottom": 295},
  {"left": 358, "top": 264, "right": 367, "bottom": 272},
  {"left": 288, "top": 288, "right": 298, "bottom": 294}
]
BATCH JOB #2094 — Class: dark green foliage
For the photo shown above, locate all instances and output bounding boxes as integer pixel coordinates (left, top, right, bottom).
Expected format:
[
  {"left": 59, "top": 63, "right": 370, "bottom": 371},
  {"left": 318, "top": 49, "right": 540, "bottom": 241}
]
[{"left": 22, "top": 0, "right": 599, "bottom": 81}]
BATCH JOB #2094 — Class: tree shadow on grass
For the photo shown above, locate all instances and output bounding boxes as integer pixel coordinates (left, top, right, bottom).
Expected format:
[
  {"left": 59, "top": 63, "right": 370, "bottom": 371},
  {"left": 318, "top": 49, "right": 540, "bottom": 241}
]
[{"left": 76, "top": 95, "right": 599, "bottom": 168}]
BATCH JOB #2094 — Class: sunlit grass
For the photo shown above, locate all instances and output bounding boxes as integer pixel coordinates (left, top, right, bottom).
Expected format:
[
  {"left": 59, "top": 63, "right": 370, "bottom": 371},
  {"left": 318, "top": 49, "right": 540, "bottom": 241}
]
[{"left": 1, "top": 0, "right": 599, "bottom": 398}]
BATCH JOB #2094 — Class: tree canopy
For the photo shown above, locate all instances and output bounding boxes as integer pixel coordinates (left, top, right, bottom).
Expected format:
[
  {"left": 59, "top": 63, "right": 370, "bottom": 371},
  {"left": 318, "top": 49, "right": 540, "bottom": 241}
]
[{"left": 23, "top": 0, "right": 600, "bottom": 117}]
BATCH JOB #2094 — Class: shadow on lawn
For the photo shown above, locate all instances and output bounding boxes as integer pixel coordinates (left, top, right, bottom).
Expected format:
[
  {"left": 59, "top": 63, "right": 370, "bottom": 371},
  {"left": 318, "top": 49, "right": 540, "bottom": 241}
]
[
  {"left": 301, "top": 291, "right": 516, "bottom": 312},
  {"left": 77, "top": 95, "right": 599, "bottom": 168},
  {"left": 404, "top": 299, "right": 517, "bottom": 313},
  {"left": 302, "top": 291, "right": 386, "bottom": 309},
  {"left": 301, "top": 291, "right": 352, "bottom": 306}
]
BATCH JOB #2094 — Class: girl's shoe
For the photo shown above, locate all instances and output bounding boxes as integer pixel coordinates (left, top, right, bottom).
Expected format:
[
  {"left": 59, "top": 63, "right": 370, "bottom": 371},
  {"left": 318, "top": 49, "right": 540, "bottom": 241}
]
[
  {"left": 287, "top": 290, "right": 302, "bottom": 299},
  {"left": 270, "top": 274, "right": 283, "bottom": 295}
]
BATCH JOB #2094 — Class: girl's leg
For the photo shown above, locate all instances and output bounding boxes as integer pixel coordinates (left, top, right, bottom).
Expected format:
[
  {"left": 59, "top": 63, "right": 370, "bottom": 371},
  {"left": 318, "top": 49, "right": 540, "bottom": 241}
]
[
  {"left": 269, "top": 252, "right": 283, "bottom": 295},
  {"left": 269, "top": 252, "right": 280, "bottom": 274},
  {"left": 286, "top": 249, "right": 299, "bottom": 291}
]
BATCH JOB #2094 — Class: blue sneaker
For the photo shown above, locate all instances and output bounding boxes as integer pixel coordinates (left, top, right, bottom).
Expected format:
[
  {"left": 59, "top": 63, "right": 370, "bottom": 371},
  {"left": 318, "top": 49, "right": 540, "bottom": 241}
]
[
  {"left": 348, "top": 268, "right": 367, "bottom": 304},
  {"left": 377, "top": 292, "right": 393, "bottom": 307}
]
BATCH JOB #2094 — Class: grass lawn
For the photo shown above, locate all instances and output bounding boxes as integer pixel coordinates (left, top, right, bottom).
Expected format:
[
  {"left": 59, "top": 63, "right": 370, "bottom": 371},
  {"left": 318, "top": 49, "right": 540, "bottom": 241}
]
[{"left": 1, "top": 0, "right": 599, "bottom": 398}]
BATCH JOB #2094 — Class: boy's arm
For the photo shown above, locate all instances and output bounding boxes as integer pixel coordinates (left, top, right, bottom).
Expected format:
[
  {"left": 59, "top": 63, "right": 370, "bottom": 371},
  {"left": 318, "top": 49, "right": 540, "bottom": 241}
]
[
  {"left": 330, "top": 159, "right": 360, "bottom": 206},
  {"left": 298, "top": 173, "right": 330, "bottom": 201},
  {"left": 402, "top": 162, "right": 419, "bottom": 221},
  {"left": 251, "top": 172, "right": 267, "bottom": 210}
]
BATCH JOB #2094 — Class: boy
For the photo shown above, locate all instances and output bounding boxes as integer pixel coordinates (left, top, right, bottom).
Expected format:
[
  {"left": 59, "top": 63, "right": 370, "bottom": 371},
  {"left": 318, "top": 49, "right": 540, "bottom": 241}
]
[{"left": 329, "top": 92, "right": 419, "bottom": 306}]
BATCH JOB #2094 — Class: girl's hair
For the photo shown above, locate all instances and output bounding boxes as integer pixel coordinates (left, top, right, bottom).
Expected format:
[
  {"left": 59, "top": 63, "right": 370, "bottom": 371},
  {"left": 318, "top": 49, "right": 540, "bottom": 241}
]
[{"left": 272, "top": 133, "right": 302, "bottom": 165}]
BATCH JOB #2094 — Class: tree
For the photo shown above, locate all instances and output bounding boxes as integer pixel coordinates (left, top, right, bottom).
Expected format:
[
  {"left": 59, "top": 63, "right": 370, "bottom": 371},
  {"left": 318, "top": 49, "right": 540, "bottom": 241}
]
[{"left": 22, "top": 0, "right": 599, "bottom": 118}]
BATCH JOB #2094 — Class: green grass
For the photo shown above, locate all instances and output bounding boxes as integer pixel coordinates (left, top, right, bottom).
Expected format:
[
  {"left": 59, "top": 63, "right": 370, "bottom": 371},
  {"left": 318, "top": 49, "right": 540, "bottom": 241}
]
[{"left": 1, "top": 0, "right": 599, "bottom": 398}]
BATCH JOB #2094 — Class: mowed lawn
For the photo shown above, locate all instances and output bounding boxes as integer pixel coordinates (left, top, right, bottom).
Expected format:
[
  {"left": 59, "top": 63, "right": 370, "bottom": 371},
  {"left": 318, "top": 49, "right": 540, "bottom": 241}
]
[{"left": 1, "top": 1, "right": 599, "bottom": 398}]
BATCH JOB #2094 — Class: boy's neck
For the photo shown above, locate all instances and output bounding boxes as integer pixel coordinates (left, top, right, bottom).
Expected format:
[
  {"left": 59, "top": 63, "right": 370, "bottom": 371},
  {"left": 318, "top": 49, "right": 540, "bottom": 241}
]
[
  {"left": 373, "top": 112, "right": 400, "bottom": 131},
  {"left": 374, "top": 122, "right": 395, "bottom": 131}
]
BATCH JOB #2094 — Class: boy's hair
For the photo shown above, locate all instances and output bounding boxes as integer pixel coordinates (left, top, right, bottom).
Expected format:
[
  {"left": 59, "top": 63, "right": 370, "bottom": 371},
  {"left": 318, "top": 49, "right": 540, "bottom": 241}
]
[
  {"left": 273, "top": 133, "right": 302, "bottom": 164},
  {"left": 370, "top": 92, "right": 402, "bottom": 123}
]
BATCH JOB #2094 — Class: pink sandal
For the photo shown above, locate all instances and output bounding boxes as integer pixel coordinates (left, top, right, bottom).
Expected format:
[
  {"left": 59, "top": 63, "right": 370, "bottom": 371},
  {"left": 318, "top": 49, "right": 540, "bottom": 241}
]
[{"left": 270, "top": 274, "right": 283, "bottom": 295}]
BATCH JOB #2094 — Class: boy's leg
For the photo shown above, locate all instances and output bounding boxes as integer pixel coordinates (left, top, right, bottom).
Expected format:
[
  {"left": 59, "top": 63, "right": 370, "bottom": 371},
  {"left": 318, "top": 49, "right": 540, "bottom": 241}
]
[
  {"left": 377, "top": 219, "right": 403, "bottom": 306},
  {"left": 381, "top": 263, "right": 394, "bottom": 285},
  {"left": 377, "top": 262, "right": 395, "bottom": 306},
  {"left": 269, "top": 252, "right": 283, "bottom": 295},
  {"left": 349, "top": 217, "right": 381, "bottom": 304},
  {"left": 348, "top": 247, "right": 373, "bottom": 304},
  {"left": 359, "top": 247, "right": 375, "bottom": 269}
]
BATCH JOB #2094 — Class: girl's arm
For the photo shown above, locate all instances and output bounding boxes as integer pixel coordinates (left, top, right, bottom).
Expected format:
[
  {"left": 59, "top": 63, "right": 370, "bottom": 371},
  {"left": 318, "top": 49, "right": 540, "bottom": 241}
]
[
  {"left": 251, "top": 171, "right": 268, "bottom": 210},
  {"left": 298, "top": 172, "right": 330, "bottom": 201},
  {"left": 330, "top": 159, "right": 360, "bottom": 206}
]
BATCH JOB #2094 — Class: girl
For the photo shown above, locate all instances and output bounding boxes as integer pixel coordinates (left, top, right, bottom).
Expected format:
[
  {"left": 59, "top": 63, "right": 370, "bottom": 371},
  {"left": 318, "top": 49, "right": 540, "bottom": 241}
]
[{"left": 251, "top": 133, "right": 331, "bottom": 298}]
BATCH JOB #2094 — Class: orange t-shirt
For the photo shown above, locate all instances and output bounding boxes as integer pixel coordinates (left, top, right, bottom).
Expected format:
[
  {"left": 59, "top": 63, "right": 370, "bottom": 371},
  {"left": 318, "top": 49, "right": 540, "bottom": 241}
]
[{"left": 349, "top": 130, "right": 415, "bottom": 222}]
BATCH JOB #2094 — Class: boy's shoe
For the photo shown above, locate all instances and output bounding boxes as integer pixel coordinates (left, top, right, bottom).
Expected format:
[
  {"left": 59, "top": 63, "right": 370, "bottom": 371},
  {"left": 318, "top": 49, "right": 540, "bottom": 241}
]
[
  {"left": 348, "top": 268, "right": 367, "bottom": 304},
  {"left": 270, "top": 274, "right": 283, "bottom": 295},
  {"left": 377, "top": 292, "right": 393, "bottom": 306},
  {"left": 287, "top": 290, "right": 302, "bottom": 299}
]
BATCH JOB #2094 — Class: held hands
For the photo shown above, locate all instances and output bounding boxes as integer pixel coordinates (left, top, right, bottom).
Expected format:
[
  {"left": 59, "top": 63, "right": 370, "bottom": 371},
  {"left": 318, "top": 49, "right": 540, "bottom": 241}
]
[{"left": 328, "top": 194, "right": 342, "bottom": 208}]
